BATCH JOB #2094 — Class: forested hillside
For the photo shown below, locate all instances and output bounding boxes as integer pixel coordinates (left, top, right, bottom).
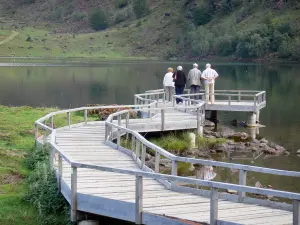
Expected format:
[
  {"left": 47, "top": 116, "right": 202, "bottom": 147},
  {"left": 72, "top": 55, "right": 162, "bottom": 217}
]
[{"left": 1, "top": 0, "right": 299, "bottom": 60}]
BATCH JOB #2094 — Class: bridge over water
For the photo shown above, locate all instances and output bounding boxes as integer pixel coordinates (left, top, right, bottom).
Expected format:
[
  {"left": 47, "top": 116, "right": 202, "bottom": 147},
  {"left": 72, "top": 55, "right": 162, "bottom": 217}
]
[{"left": 35, "top": 90, "right": 300, "bottom": 225}]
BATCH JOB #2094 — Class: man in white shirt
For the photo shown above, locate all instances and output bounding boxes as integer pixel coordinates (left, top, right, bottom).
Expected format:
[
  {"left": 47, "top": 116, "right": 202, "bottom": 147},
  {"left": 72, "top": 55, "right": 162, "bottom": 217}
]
[
  {"left": 201, "top": 63, "right": 219, "bottom": 104},
  {"left": 163, "top": 67, "right": 175, "bottom": 102}
]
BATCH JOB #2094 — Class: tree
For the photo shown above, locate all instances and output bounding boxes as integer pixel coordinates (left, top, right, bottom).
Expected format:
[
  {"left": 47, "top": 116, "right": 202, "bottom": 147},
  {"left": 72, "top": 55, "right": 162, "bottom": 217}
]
[
  {"left": 133, "top": 0, "right": 149, "bottom": 18},
  {"left": 193, "top": 6, "right": 212, "bottom": 26},
  {"left": 89, "top": 9, "right": 109, "bottom": 31}
]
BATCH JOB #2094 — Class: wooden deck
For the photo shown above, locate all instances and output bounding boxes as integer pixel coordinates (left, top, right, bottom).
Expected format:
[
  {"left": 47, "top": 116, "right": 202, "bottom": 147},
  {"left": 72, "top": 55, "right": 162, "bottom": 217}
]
[
  {"left": 35, "top": 90, "right": 300, "bottom": 225},
  {"left": 55, "top": 123, "right": 293, "bottom": 225}
]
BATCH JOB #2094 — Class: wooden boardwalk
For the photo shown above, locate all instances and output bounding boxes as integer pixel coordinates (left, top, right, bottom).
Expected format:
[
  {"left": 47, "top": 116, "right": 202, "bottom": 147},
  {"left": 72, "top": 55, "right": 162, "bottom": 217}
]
[{"left": 35, "top": 90, "right": 300, "bottom": 225}]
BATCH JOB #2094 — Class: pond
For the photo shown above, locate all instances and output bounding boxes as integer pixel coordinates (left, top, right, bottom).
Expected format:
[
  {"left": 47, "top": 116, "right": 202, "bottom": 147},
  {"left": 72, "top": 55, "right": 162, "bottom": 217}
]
[{"left": 0, "top": 58, "right": 299, "bottom": 193}]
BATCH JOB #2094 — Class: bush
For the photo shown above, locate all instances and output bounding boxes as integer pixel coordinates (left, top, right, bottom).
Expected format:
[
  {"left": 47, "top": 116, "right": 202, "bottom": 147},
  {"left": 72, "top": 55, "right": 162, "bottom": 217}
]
[
  {"left": 116, "top": 0, "right": 128, "bottom": 8},
  {"left": 214, "top": 35, "right": 237, "bottom": 56},
  {"left": 71, "top": 11, "right": 87, "bottom": 22},
  {"left": 133, "top": 0, "right": 149, "bottom": 19},
  {"left": 115, "top": 12, "right": 127, "bottom": 24},
  {"left": 89, "top": 9, "right": 109, "bottom": 31},
  {"left": 136, "top": 20, "right": 142, "bottom": 27},
  {"left": 24, "top": 147, "right": 70, "bottom": 225},
  {"left": 193, "top": 6, "right": 212, "bottom": 26}
]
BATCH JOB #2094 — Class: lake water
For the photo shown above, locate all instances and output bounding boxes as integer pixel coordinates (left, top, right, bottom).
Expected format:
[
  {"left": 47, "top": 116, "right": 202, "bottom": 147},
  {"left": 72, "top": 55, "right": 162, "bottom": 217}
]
[{"left": 1, "top": 58, "right": 299, "bottom": 193}]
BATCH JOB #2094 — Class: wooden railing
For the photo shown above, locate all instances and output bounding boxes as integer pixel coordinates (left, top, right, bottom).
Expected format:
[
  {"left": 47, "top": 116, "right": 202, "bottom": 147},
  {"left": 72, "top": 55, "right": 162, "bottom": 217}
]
[{"left": 34, "top": 89, "right": 300, "bottom": 225}]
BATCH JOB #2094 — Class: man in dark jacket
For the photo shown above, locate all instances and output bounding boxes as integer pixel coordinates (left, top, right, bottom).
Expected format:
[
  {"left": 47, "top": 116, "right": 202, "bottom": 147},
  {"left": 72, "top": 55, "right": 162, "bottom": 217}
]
[{"left": 173, "top": 66, "right": 186, "bottom": 104}]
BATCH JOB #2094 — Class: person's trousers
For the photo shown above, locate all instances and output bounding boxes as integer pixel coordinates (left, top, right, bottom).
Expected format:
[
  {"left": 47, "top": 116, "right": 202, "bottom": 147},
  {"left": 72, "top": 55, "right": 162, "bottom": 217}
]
[
  {"left": 190, "top": 85, "right": 201, "bottom": 101},
  {"left": 164, "top": 86, "right": 174, "bottom": 102},
  {"left": 175, "top": 86, "right": 185, "bottom": 104},
  {"left": 204, "top": 82, "right": 215, "bottom": 103}
]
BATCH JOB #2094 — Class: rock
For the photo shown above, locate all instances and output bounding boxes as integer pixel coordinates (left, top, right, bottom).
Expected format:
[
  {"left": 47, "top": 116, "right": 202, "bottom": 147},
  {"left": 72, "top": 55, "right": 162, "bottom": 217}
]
[
  {"left": 159, "top": 158, "right": 171, "bottom": 168},
  {"left": 215, "top": 143, "right": 228, "bottom": 152},
  {"left": 234, "top": 144, "right": 246, "bottom": 151},
  {"left": 245, "top": 142, "right": 251, "bottom": 147},
  {"left": 203, "top": 129, "right": 212, "bottom": 135},
  {"left": 205, "top": 135, "right": 215, "bottom": 139},
  {"left": 297, "top": 149, "right": 300, "bottom": 155},
  {"left": 227, "top": 140, "right": 235, "bottom": 145},
  {"left": 259, "top": 143, "right": 268, "bottom": 149},
  {"left": 227, "top": 189, "right": 237, "bottom": 194},
  {"left": 145, "top": 153, "right": 152, "bottom": 161},
  {"left": 204, "top": 121, "right": 215, "bottom": 127},
  {"left": 210, "top": 149, "right": 216, "bottom": 153},
  {"left": 260, "top": 138, "right": 268, "bottom": 144},
  {"left": 263, "top": 148, "right": 278, "bottom": 155},
  {"left": 274, "top": 145, "right": 286, "bottom": 154},
  {"left": 250, "top": 147, "right": 258, "bottom": 152},
  {"left": 255, "top": 181, "right": 263, "bottom": 188},
  {"left": 228, "top": 132, "right": 249, "bottom": 142},
  {"left": 251, "top": 139, "right": 260, "bottom": 144}
]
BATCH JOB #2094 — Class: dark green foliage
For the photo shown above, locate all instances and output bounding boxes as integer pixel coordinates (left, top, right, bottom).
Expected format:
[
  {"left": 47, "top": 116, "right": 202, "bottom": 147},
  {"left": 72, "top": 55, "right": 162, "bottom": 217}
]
[
  {"left": 116, "top": 0, "right": 128, "bottom": 8},
  {"left": 71, "top": 11, "right": 87, "bottom": 22},
  {"left": 214, "top": 35, "right": 237, "bottom": 56},
  {"left": 136, "top": 20, "right": 142, "bottom": 27},
  {"left": 133, "top": 0, "right": 149, "bottom": 19},
  {"left": 24, "top": 147, "right": 70, "bottom": 225},
  {"left": 115, "top": 12, "right": 127, "bottom": 24},
  {"left": 89, "top": 9, "right": 109, "bottom": 31},
  {"left": 193, "top": 6, "right": 212, "bottom": 26}
]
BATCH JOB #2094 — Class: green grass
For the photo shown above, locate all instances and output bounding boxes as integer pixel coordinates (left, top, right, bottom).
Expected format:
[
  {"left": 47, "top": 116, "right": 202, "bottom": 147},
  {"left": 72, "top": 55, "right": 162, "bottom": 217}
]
[{"left": 0, "top": 105, "right": 86, "bottom": 224}]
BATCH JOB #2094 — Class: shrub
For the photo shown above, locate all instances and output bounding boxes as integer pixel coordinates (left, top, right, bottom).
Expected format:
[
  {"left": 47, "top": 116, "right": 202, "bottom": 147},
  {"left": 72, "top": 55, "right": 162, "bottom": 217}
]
[
  {"left": 193, "top": 6, "right": 212, "bottom": 26},
  {"left": 24, "top": 147, "right": 70, "bottom": 225},
  {"left": 115, "top": 12, "right": 127, "bottom": 24},
  {"left": 89, "top": 9, "right": 109, "bottom": 31},
  {"left": 136, "top": 20, "right": 142, "bottom": 27},
  {"left": 214, "top": 35, "right": 237, "bottom": 56},
  {"left": 116, "top": 0, "right": 128, "bottom": 8},
  {"left": 133, "top": 0, "right": 149, "bottom": 19},
  {"left": 71, "top": 11, "right": 87, "bottom": 22}
]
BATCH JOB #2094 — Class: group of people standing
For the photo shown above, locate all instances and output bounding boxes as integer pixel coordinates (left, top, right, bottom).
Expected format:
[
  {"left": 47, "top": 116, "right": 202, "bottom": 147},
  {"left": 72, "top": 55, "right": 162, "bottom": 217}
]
[{"left": 163, "top": 63, "right": 219, "bottom": 104}]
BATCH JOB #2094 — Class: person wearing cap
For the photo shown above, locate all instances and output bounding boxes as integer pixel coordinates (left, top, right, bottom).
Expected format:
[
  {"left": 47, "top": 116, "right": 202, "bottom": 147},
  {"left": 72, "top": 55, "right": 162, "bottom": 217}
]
[
  {"left": 201, "top": 63, "right": 219, "bottom": 104},
  {"left": 173, "top": 66, "right": 186, "bottom": 104},
  {"left": 187, "top": 63, "right": 202, "bottom": 101},
  {"left": 163, "top": 67, "right": 175, "bottom": 102}
]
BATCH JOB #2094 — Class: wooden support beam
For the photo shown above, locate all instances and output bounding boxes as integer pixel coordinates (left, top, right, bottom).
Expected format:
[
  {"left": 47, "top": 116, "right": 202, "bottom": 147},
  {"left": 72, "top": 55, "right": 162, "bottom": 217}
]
[
  {"left": 135, "top": 175, "right": 143, "bottom": 224},
  {"left": 51, "top": 116, "right": 54, "bottom": 128},
  {"left": 71, "top": 166, "right": 77, "bottom": 222},
  {"left": 136, "top": 140, "right": 140, "bottom": 160},
  {"left": 67, "top": 112, "right": 71, "bottom": 129},
  {"left": 210, "top": 187, "right": 218, "bottom": 225}
]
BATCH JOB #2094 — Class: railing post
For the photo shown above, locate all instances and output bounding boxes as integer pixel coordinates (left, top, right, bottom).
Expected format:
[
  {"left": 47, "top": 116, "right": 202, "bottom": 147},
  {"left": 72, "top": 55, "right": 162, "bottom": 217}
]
[
  {"left": 173, "top": 97, "right": 176, "bottom": 107},
  {"left": 161, "top": 109, "right": 165, "bottom": 131},
  {"left": 84, "top": 109, "right": 88, "bottom": 124},
  {"left": 254, "top": 96, "right": 257, "bottom": 106},
  {"left": 136, "top": 140, "right": 140, "bottom": 161},
  {"left": 35, "top": 124, "right": 38, "bottom": 146},
  {"left": 134, "top": 96, "right": 137, "bottom": 105},
  {"left": 71, "top": 166, "right": 77, "bottom": 222},
  {"left": 141, "top": 144, "right": 146, "bottom": 169},
  {"left": 51, "top": 116, "right": 54, "bottom": 128},
  {"left": 293, "top": 200, "right": 300, "bottom": 225},
  {"left": 105, "top": 123, "right": 108, "bottom": 141},
  {"left": 126, "top": 112, "right": 130, "bottom": 140},
  {"left": 118, "top": 115, "right": 121, "bottom": 126},
  {"left": 163, "top": 92, "right": 166, "bottom": 104},
  {"left": 117, "top": 128, "right": 121, "bottom": 149},
  {"left": 238, "top": 91, "right": 241, "bottom": 102},
  {"left": 67, "top": 112, "right": 71, "bottom": 129},
  {"left": 131, "top": 135, "right": 135, "bottom": 152},
  {"left": 58, "top": 155, "right": 62, "bottom": 193},
  {"left": 135, "top": 175, "right": 143, "bottom": 225},
  {"left": 210, "top": 187, "right": 218, "bottom": 225},
  {"left": 43, "top": 127, "right": 47, "bottom": 144},
  {"left": 148, "top": 105, "right": 151, "bottom": 118},
  {"left": 171, "top": 160, "right": 177, "bottom": 189},
  {"left": 155, "top": 151, "right": 160, "bottom": 173},
  {"left": 238, "top": 169, "right": 247, "bottom": 202},
  {"left": 228, "top": 95, "right": 231, "bottom": 105},
  {"left": 185, "top": 100, "right": 187, "bottom": 112},
  {"left": 50, "top": 146, "right": 54, "bottom": 169}
]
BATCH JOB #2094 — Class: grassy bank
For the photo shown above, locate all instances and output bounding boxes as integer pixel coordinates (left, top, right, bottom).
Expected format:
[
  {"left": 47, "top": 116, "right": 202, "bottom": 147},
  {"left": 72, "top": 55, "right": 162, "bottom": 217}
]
[{"left": 0, "top": 106, "right": 86, "bottom": 224}]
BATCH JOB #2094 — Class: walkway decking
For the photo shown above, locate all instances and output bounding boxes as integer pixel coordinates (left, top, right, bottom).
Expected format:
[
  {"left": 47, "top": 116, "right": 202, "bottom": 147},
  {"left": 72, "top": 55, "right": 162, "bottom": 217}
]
[
  {"left": 56, "top": 123, "right": 293, "bottom": 225},
  {"left": 35, "top": 89, "right": 300, "bottom": 225}
]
